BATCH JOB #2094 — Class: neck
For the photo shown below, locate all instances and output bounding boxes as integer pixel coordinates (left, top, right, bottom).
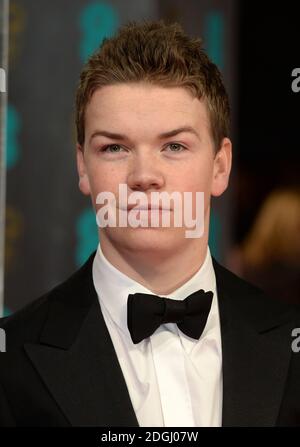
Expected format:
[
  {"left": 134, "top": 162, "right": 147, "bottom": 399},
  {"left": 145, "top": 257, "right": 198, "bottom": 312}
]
[{"left": 99, "top": 233, "right": 209, "bottom": 296}]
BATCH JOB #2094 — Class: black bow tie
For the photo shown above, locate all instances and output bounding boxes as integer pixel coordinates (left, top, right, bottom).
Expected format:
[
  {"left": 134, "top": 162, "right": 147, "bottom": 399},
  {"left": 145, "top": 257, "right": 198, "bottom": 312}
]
[{"left": 127, "top": 289, "right": 213, "bottom": 344}]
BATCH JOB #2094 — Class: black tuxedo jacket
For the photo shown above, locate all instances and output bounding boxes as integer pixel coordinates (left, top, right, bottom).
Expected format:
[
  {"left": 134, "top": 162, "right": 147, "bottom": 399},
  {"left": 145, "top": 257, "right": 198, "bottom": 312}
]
[{"left": 1, "top": 251, "right": 300, "bottom": 427}]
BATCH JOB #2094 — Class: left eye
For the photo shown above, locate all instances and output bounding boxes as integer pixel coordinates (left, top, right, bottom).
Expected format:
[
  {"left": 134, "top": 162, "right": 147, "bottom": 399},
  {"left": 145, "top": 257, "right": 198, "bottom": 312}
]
[{"left": 167, "top": 143, "right": 185, "bottom": 152}]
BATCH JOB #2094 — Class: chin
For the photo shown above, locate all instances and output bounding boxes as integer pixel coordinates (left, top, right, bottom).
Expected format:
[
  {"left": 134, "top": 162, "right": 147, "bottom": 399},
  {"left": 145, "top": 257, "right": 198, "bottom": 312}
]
[{"left": 106, "top": 227, "right": 186, "bottom": 253}]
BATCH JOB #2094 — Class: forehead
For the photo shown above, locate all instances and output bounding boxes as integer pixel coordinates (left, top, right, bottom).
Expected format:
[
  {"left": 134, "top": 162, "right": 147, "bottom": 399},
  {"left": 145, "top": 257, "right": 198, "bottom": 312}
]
[{"left": 85, "top": 83, "right": 210, "bottom": 132}]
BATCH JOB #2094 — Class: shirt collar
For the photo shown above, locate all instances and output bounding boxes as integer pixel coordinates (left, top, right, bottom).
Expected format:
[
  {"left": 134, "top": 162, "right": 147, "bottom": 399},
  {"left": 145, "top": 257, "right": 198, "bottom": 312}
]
[{"left": 92, "top": 242, "right": 218, "bottom": 345}]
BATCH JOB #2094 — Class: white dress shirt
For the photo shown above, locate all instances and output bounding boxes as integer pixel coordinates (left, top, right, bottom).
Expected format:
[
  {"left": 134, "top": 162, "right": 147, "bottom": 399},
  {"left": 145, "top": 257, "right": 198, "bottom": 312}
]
[{"left": 92, "top": 242, "right": 223, "bottom": 427}]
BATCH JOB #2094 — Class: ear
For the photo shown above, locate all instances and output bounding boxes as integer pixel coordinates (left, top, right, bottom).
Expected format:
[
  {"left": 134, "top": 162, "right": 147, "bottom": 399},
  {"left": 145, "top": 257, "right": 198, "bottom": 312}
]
[
  {"left": 211, "top": 137, "right": 232, "bottom": 197},
  {"left": 76, "top": 144, "right": 91, "bottom": 196}
]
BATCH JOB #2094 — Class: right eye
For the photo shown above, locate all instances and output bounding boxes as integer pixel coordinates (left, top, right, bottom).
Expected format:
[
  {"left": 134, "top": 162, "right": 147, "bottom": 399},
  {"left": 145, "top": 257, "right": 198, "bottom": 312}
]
[{"left": 100, "top": 144, "right": 124, "bottom": 153}]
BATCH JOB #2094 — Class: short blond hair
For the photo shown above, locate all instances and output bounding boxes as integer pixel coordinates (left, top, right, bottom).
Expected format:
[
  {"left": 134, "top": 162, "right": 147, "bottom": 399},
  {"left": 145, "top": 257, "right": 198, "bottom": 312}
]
[{"left": 75, "top": 19, "right": 230, "bottom": 151}]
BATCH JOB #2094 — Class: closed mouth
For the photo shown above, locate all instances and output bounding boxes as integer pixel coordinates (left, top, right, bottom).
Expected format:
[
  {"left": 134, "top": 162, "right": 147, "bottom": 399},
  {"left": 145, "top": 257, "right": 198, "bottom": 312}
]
[{"left": 126, "top": 205, "right": 170, "bottom": 211}]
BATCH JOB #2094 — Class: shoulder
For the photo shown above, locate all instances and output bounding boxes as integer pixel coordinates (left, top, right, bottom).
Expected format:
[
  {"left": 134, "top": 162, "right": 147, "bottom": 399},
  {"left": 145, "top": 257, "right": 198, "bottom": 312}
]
[
  {"left": 212, "top": 257, "right": 300, "bottom": 328},
  {"left": 0, "top": 251, "right": 96, "bottom": 349},
  {"left": 212, "top": 257, "right": 264, "bottom": 295}
]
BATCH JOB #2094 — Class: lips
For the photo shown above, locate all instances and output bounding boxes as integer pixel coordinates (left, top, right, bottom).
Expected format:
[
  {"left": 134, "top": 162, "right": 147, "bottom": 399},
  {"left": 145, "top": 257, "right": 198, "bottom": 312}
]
[
  {"left": 126, "top": 205, "right": 170, "bottom": 211},
  {"left": 119, "top": 205, "right": 171, "bottom": 211}
]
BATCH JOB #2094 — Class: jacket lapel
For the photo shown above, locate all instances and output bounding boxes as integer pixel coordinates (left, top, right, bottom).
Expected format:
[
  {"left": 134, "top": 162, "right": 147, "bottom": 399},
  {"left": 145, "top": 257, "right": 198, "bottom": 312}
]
[
  {"left": 213, "top": 258, "right": 294, "bottom": 426},
  {"left": 22, "top": 251, "right": 295, "bottom": 427},
  {"left": 24, "top": 252, "right": 139, "bottom": 427}
]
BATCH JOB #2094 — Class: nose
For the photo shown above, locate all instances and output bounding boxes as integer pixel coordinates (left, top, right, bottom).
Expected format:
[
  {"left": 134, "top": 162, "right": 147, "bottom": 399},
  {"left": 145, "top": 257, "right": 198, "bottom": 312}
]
[{"left": 127, "top": 152, "right": 165, "bottom": 192}]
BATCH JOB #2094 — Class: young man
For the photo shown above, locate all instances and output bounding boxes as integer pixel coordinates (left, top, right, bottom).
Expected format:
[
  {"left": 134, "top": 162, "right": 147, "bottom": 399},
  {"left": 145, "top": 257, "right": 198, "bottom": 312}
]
[{"left": 0, "top": 20, "right": 300, "bottom": 427}]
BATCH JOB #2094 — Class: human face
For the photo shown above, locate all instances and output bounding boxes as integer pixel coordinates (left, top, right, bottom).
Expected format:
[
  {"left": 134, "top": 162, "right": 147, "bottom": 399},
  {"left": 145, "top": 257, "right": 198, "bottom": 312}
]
[{"left": 77, "top": 83, "right": 231, "bottom": 257}]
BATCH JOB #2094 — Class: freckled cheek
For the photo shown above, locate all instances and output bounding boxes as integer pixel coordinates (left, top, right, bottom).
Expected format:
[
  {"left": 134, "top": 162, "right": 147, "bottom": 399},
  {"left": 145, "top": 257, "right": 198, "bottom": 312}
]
[
  {"left": 89, "top": 168, "right": 123, "bottom": 195},
  {"left": 180, "top": 175, "right": 212, "bottom": 212},
  {"left": 182, "top": 174, "right": 210, "bottom": 193}
]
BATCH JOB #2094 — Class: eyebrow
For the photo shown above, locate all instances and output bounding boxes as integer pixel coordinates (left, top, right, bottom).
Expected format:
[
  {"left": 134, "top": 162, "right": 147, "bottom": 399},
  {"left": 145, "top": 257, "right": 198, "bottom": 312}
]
[{"left": 89, "top": 126, "right": 200, "bottom": 143}]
